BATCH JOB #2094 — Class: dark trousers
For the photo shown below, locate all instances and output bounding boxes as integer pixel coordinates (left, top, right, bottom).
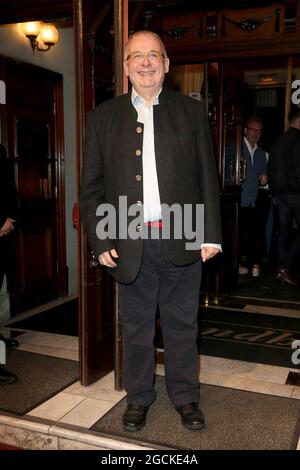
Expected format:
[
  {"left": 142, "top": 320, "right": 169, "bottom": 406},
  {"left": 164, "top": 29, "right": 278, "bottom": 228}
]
[
  {"left": 276, "top": 194, "right": 300, "bottom": 271},
  {"left": 256, "top": 189, "right": 272, "bottom": 260},
  {"left": 239, "top": 192, "right": 272, "bottom": 265},
  {"left": 239, "top": 206, "right": 261, "bottom": 264},
  {"left": 118, "top": 234, "right": 202, "bottom": 408},
  {"left": 0, "top": 234, "right": 13, "bottom": 291}
]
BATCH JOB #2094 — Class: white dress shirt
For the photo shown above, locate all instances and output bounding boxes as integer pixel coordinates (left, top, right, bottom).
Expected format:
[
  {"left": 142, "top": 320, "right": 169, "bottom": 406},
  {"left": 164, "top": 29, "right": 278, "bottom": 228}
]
[
  {"left": 131, "top": 88, "right": 221, "bottom": 251},
  {"left": 244, "top": 136, "right": 269, "bottom": 190},
  {"left": 243, "top": 136, "right": 257, "bottom": 165},
  {"left": 132, "top": 87, "right": 162, "bottom": 223}
]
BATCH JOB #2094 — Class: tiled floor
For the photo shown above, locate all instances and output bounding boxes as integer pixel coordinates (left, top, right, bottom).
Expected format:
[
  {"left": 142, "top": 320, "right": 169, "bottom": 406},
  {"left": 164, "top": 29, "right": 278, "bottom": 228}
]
[{"left": 0, "top": 299, "right": 300, "bottom": 450}]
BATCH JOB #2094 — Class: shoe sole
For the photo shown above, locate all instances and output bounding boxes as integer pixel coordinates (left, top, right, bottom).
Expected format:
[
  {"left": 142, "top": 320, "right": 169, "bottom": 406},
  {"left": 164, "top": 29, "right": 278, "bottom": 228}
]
[
  {"left": 182, "top": 422, "right": 206, "bottom": 431},
  {"left": 0, "top": 378, "right": 18, "bottom": 385},
  {"left": 276, "top": 275, "right": 298, "bottom": 286},
  {"left": 122, "top": 420, "right": 146, "bottom": 432}
]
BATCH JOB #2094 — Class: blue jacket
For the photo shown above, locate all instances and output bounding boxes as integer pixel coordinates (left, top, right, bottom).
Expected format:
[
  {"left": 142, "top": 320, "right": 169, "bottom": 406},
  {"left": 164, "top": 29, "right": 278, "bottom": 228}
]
[{"left": 241, "top": 141, "right": 267, "bottom": 208}]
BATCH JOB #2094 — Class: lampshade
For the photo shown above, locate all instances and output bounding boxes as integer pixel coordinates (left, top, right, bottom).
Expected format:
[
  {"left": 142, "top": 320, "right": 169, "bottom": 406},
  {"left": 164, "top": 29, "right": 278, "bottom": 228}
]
[
  {"left": 21, "top": 21, "right": 42, "bottom": 38},
  {"left": 39, "top": 23, "right": 59, "bottom": 46}
]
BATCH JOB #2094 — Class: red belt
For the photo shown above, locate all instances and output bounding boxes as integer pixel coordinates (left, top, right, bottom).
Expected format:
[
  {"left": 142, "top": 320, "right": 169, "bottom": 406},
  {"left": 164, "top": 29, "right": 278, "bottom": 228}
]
[{"left": 145, "top": 220, "right": 163, "bottom": 228}]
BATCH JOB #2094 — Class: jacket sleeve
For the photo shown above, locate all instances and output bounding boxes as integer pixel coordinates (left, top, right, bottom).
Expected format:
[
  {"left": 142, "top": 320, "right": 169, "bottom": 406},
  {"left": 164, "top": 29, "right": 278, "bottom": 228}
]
[
  {"left": 292, "top": 139, "right": 300, "bottom": 184},
  {"left": 262, "top": 151, "right": 268, "bottom": 175},
  {"left": 80, "top": 109, "right": 115, "bottom": 258},
  {"left": 0, "top": 160, "right": 19, "bottom": 228},
  {"left": 268, "top": 140, "right": 281, "bottom": 194},
  {"left": 197, "top": 104, "right": 222, "bottom": 244}
]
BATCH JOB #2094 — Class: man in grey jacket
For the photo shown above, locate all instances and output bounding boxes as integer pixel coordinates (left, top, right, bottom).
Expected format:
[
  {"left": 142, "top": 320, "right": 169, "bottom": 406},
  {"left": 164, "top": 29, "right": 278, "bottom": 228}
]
[{"left": 81, "top": 31, "right": 221, "bottom": 432}]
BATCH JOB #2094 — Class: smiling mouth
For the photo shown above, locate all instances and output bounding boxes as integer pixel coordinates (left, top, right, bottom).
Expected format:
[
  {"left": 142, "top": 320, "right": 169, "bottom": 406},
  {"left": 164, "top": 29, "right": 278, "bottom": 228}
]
[{"left": 138, "top": 71, "right": 155, "bottom": 75}]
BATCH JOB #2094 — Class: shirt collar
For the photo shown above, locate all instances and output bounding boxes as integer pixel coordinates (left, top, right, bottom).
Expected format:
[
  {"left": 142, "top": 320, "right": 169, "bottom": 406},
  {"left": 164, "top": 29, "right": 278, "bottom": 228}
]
[
  {"left": 131, "top": 87, "right": 162, "bottom": 106},
  {"left": 244, "top": 136, "right": 257, "bottom": 153}
]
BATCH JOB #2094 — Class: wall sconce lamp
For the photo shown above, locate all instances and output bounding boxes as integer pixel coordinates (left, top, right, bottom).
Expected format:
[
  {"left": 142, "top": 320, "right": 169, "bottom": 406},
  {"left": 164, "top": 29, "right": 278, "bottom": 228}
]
[{"left": 21, "top": 21, "right": 59, "bottom": 54}]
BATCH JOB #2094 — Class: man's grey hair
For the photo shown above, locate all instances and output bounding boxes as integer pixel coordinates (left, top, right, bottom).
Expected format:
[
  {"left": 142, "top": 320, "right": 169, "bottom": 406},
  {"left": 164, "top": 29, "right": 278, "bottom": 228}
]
[
  {"left": 124, "top": 30, "right": 168, "bottom": 61},
  {"left": 245, "top": 116, "right": 263, "bottom": 129}
]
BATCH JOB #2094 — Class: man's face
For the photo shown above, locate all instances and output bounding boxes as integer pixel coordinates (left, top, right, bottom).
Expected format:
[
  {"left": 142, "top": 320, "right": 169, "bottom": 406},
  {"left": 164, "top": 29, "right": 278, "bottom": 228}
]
[
  {"left": 245, "top": 121, "right": 262, "bottom": 146},
  {"left": 124, "top": 33, "right": 169, "bottom": 97}
]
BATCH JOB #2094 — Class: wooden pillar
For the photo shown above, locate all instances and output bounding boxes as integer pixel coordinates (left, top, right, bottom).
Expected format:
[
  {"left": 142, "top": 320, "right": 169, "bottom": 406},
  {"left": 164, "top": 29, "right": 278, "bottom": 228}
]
[
  {"left": 114, "top": 0, "right": 129, "bottom": 97},
  {"left": 113, "top": 0, "right": 129, "bottom": 391},
  {"left": 297, "top": 0, "right": 300, "bottom": 32},
  {"left": 217, "top": 61, "right": 223, "bottom": 180},
  {"left": 0, "top": 57, "right": 8, "bottom": 149},
  {"left": 285, "top": 57, "right": 293, "bottom": 132},
  {"left": 73, "top": 0, "right": 86, "bottom": 384}
]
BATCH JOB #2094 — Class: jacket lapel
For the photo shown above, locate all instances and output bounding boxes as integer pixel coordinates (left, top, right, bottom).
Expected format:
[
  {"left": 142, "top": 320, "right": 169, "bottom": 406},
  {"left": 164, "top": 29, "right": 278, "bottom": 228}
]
[{"left": 122, "top": 90, "right": 138, "bottom": 121}]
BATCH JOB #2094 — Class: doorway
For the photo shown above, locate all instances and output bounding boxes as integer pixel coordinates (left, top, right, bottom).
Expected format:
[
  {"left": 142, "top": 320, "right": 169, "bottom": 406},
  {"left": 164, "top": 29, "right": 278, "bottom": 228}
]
[
  {"left": 166, "top": 55, "right": 300, "bottom": 304},
  {"left": 0, "top": 57, "right": 67, "bottom": 315}
]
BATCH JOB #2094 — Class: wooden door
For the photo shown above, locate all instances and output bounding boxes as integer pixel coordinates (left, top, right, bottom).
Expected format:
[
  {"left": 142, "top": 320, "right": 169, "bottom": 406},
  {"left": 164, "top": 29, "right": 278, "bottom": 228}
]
[
  {"left": 3, "top": 59, "right": 67, "bottom": 314},
  {"left": 206, "top": 60, "right": 241, "bottom": 299},
  {"left": 74, "top": 0, "right": 123, "bottom": 386}
]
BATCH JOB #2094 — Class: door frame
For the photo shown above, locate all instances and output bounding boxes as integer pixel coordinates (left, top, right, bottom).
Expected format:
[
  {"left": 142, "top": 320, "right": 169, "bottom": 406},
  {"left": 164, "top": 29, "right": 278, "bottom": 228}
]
[
  {"left": 74, "top": 0, "right": 129, "bottom": 386},
  {"left": 0, "top": 57, "right": 67, "bottom": 311}
]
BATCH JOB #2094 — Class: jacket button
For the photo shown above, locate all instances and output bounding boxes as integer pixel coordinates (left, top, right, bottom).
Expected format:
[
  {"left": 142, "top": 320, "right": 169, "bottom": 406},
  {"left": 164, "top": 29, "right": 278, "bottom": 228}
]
[
  {"left": 136, "top": 126, "right": 143, "bottom": 133},
  {"left": 135, "top": 149, "right": 142, "bottom": 157},
  {"left": 135, "top": 175, "right": 142, "bottom": 182}
]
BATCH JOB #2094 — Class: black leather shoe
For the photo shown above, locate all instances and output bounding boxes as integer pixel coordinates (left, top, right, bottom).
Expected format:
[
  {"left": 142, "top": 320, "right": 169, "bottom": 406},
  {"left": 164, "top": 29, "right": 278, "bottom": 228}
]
[
  {"left": 0, "top": 334, "right": 19, "bottom": 349},
  {"left": 176, "top": 403, "right": 206, "bottom": 430},
  {"left": 0, "top": 366, "right": 18, "bottom": 385},
  {"left": 122, "top": 404, "right": 149, "bottom": 432},
  {"left": 276, "top": 269, "right": 298, "bottom": 287}
]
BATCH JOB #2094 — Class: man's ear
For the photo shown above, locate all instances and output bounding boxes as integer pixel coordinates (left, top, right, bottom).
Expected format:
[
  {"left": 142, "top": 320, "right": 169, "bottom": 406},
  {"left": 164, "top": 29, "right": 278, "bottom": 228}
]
[
  {"left": 164, "top": 58, "right": 170, "bottom": 74},
  {"left": 123, "top": 61, "right": 129, "bottom": 77}
]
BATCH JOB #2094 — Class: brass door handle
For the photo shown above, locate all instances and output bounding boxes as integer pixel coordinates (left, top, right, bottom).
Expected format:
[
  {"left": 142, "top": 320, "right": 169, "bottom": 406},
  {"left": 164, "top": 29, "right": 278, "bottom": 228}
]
[{"left": 240, "top": 159, "right": 247, "bottom": 182}]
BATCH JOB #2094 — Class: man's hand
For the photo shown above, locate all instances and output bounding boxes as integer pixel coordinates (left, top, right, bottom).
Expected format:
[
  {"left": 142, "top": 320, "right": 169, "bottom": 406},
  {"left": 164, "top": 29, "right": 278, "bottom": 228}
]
[
  {"left": 98, "top": 249, "right": 119, "bottom": 268},
  {"left": 201, "top": 246, "right": 220, "bottom": 262},
  {"left": 0, "top": 218, "right": 16, "bottom": 237}
]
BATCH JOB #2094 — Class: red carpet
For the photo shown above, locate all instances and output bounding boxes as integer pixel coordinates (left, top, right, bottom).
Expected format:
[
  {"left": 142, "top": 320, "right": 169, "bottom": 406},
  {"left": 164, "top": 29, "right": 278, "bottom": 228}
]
[{"left": 0, "top": 443, "right": 22, "bottom": 450}]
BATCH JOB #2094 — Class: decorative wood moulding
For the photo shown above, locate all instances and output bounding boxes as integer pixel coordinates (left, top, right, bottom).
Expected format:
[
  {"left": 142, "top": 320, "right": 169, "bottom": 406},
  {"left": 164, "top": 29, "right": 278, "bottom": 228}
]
[
  {"left": 223, "top": 8, "right": 280, "bottom": 33},
  {"left": 165, "top": 35, "right": 300, "bottom": 62},
  {"left": 163, "top": 9, "right": 281, "bottom": 41},
  {"left": 163, "top": 23, "right": 198, "bottom": 40},
  {"left": 162, "top": 2, "right": 297, "bottom": 54}
]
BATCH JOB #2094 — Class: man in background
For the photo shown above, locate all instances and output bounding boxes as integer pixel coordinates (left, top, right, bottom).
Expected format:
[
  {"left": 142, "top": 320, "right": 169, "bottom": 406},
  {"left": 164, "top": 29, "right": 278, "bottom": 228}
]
[
  {"left": 0, "top": 144, "right": 19, "bottom": 384},
  {"left": 239, "top": 117, "right": 268, "bottom": 277},
  {"left": 269, "top": 108, "right": 300, "bottom": 286}
]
